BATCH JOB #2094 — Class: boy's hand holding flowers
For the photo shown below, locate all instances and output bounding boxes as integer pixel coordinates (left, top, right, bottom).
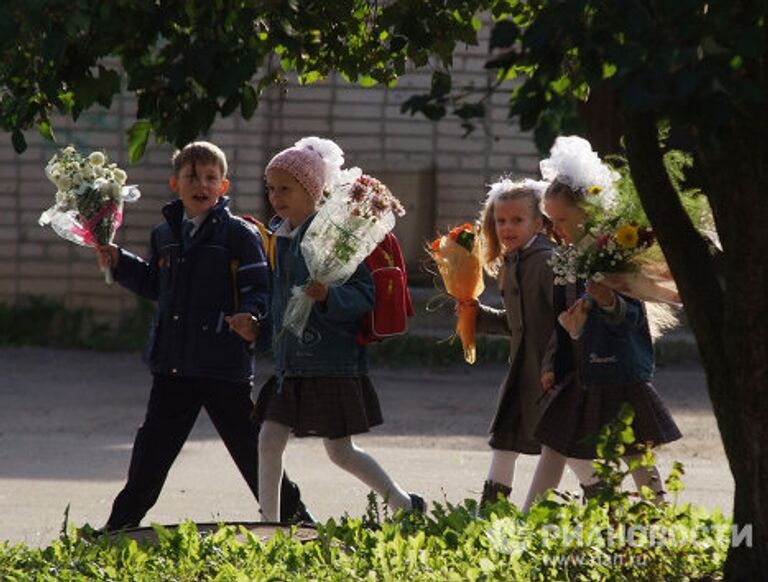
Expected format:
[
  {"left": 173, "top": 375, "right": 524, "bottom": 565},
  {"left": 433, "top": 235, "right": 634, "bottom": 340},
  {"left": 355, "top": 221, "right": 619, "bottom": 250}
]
[
  {"left": 225, "top": 313, "right": 260, "bottom": 343},
  {"left": 95, "top": 243, "right": 119, "bottom": 272}
]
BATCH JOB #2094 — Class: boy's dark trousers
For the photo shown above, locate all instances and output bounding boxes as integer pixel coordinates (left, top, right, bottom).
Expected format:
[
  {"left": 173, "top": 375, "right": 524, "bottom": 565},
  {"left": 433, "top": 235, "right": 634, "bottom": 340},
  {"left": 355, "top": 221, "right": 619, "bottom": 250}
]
[{"left": 106, "top": 374, "right": 306, "bottom": 529}]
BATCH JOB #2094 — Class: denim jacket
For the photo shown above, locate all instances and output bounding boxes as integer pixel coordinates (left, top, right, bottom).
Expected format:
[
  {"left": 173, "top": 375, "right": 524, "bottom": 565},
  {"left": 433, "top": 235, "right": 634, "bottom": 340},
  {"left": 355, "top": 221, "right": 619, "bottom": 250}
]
[
  {"left": 269, "top": 214, "right": 374, "bottom": 378},
  {"left": 553, "top": 283, "right": 655, "bottom": 386},
  {"left": 113, "top": 197, "right": 270, "bottom": 383}
]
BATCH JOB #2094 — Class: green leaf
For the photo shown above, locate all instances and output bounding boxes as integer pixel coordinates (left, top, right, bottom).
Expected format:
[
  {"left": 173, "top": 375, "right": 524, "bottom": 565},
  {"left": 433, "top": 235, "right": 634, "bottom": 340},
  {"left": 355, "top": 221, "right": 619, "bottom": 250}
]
[
  {"left": 57, "top": 91, "right": 75, "bottom": 113},
  {"left": 490, "top": 20, "right": 518, "bottom": 50},
  {"left": 220, "top": 93, "right": 240, "bottom": 116},
  {"left": 389, "top": 35, "right": 407, "bottom": 53},
  {"left": 241, "top": 85, "right": 258, "bottom": 119},
  {"left": 38, "top": 120, "right": 55, "bottom": 142},
  {"left": 12, "top": 130, "right": 26, "bottom": 154},
  {"left": 299, "top": 70, "right": 324, "bottom": 85},
  {"left": 358, "top": 75, "right": 378, "bottom": 88},
  {"left": 127, "top": 119, "right": 151, "bottom": 163},
  {"left": 431, "top": 71, "right": 452, "bottom": 97},
  {"left": 619, "top": 425, "right": 636, "bottom": 444}
]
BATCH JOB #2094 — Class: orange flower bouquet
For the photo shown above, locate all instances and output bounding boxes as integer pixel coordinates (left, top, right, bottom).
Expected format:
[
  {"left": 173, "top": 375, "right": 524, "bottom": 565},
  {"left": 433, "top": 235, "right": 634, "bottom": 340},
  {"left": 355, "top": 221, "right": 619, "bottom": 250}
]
[{"left": 427, "top": 223, "right": 485, "bottom": 363}]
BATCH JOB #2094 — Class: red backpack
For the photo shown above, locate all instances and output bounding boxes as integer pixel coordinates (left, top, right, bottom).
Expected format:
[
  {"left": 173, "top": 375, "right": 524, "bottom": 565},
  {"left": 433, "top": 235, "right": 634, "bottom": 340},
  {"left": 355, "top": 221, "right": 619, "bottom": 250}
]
[
  {"left": 239, "top": 216, "right": 413, "bottom": 345},
  {"left": 357, "top": 231, "right": 415, "bottom": 345}
]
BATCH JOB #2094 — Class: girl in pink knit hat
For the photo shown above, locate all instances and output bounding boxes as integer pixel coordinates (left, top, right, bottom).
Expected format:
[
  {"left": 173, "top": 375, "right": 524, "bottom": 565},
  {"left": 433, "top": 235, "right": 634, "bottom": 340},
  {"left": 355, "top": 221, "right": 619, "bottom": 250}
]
[{"left": 251, "top": 137, "right": 425, "bottom": 522}]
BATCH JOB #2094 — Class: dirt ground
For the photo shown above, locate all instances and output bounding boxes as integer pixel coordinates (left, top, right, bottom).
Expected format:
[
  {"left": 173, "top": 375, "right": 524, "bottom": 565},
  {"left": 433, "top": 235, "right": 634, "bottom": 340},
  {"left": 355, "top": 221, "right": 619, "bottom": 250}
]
[{"left": 0, "top": 347, "right": 733, "bottom": 547}]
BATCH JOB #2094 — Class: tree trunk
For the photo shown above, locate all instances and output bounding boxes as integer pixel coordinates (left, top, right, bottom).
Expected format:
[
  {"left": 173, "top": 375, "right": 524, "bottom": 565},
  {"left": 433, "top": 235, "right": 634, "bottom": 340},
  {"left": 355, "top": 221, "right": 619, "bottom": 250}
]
[
  {"left": 578, "top": 81, "right": 624, "bottom": 157},
  {"left": 624, "top": 111, "right": 768, "bottom": 579},
  {"left": 695, "top": 119, "right": 768, "bottom": 580}
]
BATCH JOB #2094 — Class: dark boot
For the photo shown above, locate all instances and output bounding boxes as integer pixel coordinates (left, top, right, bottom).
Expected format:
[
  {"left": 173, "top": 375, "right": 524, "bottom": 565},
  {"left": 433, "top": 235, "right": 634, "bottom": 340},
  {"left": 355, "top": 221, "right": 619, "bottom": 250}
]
[
  {"left": 286, "top": 500, "right": 316, "bottom": 525},
  {"left": 408, "top": 493, "right": 426, "bottom": 514},
  {"left": 581, "top": 481, "right": 607, "bottom": 502},
  {"left": 481, "top": 480, "right": 512, "bottom": 505}
]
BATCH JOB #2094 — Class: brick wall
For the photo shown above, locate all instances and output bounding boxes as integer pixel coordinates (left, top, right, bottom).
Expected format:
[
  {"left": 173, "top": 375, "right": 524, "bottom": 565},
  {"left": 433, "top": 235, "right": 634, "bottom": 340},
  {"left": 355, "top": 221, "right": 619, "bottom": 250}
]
[{"left": 1, "top": 29, "right": 539, "bottom": 318}]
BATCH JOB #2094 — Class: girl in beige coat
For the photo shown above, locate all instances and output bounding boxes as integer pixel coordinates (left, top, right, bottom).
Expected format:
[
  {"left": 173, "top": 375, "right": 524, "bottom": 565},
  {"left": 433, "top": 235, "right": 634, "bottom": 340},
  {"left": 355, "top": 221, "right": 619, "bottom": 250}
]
[{"left": 460, "top": 178, "right": 564, "bottom": 507}]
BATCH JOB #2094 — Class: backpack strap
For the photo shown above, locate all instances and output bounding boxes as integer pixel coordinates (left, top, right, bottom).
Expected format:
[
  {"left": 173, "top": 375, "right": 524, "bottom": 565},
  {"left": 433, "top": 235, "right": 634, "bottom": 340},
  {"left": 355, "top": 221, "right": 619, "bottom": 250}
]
[
  {"left": 240, "top": 215, "right": 276, "bottom": 270},
  {"left": 229, "top": 215, "right": 275, "bottom": 310}
]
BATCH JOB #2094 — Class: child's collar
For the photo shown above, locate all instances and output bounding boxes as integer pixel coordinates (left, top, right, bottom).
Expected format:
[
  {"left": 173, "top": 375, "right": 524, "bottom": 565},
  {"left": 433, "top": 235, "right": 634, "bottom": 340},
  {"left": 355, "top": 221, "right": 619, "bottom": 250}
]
[
  {"left": 522, "top": 233, "right": 538, "bottom": 250},
  {"left": 274, "top": 213, "right": 316, "bottom": 239}
]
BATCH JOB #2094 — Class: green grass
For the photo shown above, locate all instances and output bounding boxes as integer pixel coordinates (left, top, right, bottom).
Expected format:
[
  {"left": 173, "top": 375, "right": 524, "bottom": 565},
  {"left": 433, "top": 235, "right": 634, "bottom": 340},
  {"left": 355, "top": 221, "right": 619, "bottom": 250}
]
[
  {"left": 0, "top": 296, "right": 699, "bottom": 366},
  {"left": 0, "top": 296, "right": 152, "bottom": 351}
]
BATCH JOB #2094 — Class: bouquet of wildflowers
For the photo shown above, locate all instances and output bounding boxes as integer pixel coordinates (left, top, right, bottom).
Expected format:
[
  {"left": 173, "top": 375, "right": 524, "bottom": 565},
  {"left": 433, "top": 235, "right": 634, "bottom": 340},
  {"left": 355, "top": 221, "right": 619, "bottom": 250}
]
[
  {"left": 38, "top": 146, "right": 140, "bottom": 283},
  {"left": 282, "top": 173, "right": 406, "bottom": 339},
  {"left": 550, "top": 217, "right": 680, "bottom": 303},
  {"left": 427, "top": 223, "right": 485, "bottom": 364}
]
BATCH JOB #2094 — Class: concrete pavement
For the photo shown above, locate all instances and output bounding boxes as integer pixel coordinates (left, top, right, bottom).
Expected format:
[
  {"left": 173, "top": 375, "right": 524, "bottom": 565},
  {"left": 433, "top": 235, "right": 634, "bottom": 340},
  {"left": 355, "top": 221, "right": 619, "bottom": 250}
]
[{"left": 0, "top": 347, "right": 732, "bottom": 547}]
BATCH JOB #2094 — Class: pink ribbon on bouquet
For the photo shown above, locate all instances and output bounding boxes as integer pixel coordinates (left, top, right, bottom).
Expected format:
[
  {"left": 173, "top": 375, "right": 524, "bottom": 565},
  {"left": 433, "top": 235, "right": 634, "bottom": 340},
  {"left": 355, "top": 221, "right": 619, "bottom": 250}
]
[{"left": 69, "top": 201, "right": 123, "bottom": 246}]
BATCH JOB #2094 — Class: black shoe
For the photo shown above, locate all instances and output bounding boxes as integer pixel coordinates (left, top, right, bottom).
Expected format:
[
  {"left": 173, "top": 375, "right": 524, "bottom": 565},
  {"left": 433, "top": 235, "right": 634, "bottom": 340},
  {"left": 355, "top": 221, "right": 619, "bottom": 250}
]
[
  {"left": 286, "top": 502, "right": 316, "bottom": 526},
  {"left": 481, "top": 480, "right": 512, "bottom": 505},
  {"left": 408, "top": 493, "right": 426, "bottom": 514},
  {"left": 103, "top": 521, "right": 140, "bottom": 533},
  {"left": 88, "top": 521, "right": 139, "bottom": 540}
]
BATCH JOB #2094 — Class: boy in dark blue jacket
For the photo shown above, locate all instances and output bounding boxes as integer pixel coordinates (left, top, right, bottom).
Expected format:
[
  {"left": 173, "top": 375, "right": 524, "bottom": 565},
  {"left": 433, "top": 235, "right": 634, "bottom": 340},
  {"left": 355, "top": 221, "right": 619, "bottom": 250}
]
[{"left": 96, "top": 141, "right": 311, "bottom": 529}]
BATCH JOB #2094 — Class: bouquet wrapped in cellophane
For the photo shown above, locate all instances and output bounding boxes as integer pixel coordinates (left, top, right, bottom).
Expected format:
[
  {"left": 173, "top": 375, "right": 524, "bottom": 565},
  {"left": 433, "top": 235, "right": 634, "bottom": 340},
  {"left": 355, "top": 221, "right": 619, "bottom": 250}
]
[
  {"left": 282, "top": 173, "right": 406, "bottom": 339},
  {"left": 427, "top": 223, "right": 485, "bottom": 364},
  {"left": 38, "top": 146, "right": 140, "bottom": 283}
]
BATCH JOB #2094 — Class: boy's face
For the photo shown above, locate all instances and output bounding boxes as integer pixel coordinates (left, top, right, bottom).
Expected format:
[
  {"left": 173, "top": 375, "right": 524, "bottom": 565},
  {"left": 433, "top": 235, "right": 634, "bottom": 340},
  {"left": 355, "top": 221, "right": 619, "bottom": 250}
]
[
  {"left": 266, "top": 168, "right": 315, "bottom": 228},
  {"left": 544, "top": 195, "right": 586, "bottom": 244},
  {"left": 170, "top": 162, "right": 230, "bottom": 218}
]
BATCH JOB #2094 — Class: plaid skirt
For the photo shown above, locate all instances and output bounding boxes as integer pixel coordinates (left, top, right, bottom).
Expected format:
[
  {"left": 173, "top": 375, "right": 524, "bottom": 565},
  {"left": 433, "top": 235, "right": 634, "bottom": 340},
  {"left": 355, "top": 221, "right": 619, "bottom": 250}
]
[
  {"left": 488, "top": 389, "right": 543, "bottom": 455},
  {"left": 535, "top": 380, "right": 682, "bottom": 459},
  {"left": 252, "top": 376, "right": 383, "bottom": 439}
]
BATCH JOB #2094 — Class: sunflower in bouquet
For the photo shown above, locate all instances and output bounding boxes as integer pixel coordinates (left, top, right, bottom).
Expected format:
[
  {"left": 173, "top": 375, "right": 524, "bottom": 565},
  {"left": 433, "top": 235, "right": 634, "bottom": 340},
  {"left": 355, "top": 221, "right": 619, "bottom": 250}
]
[{"left": 427, "top": 223, "right": 485, "bottom": 364}]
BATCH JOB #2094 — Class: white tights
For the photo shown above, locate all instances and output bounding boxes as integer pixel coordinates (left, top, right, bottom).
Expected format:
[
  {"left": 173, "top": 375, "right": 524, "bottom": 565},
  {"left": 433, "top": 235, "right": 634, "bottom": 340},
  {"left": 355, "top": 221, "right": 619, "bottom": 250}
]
[
  {"left": 258, "top": 420, "right": 412, "bottom": 521},
  {"left": 558, "top": 449, "right": 666, "bottom": 504},
  {"left": 486, "top": 448, "right": 569, "bottom": 512},
  {"left": 486, "top": 450, "right": 519, "bottom": 487},
  {"left": 521, "top": 447, "right": 666, "bottom": 509},
  {"left": 522, "top": 446, "right": 567, "bottom": 511}
]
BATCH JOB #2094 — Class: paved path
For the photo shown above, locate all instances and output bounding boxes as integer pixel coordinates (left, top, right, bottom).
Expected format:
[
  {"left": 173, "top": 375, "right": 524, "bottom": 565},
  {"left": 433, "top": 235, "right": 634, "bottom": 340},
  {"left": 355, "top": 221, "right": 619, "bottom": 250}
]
[{"left": 0, "top": 347, "right": 732, "bottom": 547}]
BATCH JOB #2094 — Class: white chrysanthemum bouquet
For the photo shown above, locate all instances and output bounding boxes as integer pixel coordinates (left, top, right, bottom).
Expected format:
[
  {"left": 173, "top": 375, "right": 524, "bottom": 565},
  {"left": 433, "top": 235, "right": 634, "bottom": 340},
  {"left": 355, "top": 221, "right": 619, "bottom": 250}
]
[
  {"left": 39, "top": 146, "right": 140, "bottom": 283},
  {"left": 282, "top": 173, "right": 406, "bottom": 339}
]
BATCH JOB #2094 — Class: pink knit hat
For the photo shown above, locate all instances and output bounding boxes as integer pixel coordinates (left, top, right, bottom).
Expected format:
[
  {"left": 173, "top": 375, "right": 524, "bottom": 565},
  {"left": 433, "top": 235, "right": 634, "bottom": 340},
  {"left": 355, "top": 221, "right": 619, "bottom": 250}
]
[{"left": 266, "top": 144, "right": 326, "bottom": 201}]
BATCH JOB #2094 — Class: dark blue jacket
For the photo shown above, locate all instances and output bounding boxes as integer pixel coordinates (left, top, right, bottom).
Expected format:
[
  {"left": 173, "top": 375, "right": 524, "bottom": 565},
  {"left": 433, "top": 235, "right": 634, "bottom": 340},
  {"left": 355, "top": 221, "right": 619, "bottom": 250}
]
[
  {"left": 554, "top": 283, "right": 655, "bottom": 386},
  {"left": 114, "top": 197, "right": 269, "bottom": 383},
  {"left": 268, "top": 214, "right": 374, "bottom": 378}
]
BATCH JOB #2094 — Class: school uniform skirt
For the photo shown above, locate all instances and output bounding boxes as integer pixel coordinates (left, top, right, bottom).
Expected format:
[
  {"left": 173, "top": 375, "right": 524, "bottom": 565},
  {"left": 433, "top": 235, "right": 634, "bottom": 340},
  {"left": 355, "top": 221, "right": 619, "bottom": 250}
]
[
  {"left": 489, "top": 392, "right": 543, "bottom": 455},
  {"left": 252, "top": 376, "right": 383, "bottom": 439},
  {"left": 488, "top": 350, "right": 545, "bottom": 455},
  {"left": 535, "top": 379, "right": 682, "bottom": 459}
]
